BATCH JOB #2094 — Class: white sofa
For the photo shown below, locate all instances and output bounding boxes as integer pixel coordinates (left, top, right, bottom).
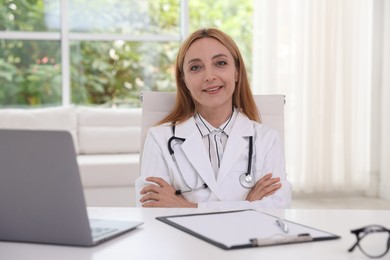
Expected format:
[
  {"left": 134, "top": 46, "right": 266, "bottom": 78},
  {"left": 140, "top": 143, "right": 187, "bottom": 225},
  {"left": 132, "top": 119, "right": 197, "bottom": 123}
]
[{"left": 0, "top": 106, "right": 142, "bottom": 207}]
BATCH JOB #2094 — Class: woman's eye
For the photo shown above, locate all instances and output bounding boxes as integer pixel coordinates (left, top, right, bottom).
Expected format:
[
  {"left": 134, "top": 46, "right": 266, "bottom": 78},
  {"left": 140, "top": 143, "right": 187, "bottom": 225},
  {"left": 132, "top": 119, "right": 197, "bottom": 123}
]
[
  {"left": 190, "top": 65, "right": 201, "bottom": 71},
  {"left": 216, "top": 61, "right": 227, "bottom": 66}
]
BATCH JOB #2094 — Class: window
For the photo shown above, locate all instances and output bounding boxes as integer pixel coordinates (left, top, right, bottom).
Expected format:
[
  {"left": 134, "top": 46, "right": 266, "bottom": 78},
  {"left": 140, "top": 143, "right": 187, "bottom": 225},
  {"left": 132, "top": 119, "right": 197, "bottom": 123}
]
[{"left": 0, "top": 0, "right": 253, "bottom": 108}]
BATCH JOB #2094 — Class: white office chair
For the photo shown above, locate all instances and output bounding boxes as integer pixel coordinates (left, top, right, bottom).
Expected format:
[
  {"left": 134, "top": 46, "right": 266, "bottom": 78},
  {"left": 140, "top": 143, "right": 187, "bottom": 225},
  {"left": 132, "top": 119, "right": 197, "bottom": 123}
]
[{"left": 141, "top": 91, "right": 285, "bottom": 152}]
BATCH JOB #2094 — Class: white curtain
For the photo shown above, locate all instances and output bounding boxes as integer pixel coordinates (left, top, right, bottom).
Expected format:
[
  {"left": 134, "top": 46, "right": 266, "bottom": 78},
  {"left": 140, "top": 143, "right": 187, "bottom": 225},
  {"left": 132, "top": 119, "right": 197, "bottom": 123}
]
[
  {"left": 252, "top": 0, "right": 377, "bottom": 195},
  {"left": 379, "top": 0, "right": 390, "bottom": 199}
]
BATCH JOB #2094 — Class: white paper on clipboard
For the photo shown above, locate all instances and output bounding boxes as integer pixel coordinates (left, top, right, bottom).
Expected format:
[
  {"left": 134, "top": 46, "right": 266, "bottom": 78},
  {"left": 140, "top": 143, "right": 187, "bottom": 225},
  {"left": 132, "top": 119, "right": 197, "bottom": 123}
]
[{"left": 157, "top": 210, "right": 340, "bottom": 249}]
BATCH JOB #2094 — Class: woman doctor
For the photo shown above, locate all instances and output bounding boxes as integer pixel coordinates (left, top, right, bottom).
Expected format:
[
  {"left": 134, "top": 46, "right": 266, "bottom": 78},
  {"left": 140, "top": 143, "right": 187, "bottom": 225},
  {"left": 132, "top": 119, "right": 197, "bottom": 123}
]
[{"left": 136, "top": 28, "right": 292, "bottom": 209}]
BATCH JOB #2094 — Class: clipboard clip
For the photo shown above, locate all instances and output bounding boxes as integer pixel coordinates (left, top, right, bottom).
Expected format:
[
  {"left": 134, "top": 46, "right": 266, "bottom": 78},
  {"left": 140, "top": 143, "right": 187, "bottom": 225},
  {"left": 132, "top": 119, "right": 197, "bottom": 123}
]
[{"left": 249, "top": 233, "right": 313, "bottom": 247}]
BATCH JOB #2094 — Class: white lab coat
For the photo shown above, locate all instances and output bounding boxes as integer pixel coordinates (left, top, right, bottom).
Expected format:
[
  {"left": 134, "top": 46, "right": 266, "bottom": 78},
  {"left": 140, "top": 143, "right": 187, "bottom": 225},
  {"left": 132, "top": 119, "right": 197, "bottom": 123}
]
[{"left": 135, "top": 112, "right": 292, "bottom": 210}]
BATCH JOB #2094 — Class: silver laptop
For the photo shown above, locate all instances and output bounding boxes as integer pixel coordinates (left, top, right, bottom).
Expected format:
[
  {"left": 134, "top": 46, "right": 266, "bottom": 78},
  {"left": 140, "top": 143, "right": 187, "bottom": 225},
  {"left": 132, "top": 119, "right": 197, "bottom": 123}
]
[{"left": 0, "top": 129, "right": 143, "bottom": 247}]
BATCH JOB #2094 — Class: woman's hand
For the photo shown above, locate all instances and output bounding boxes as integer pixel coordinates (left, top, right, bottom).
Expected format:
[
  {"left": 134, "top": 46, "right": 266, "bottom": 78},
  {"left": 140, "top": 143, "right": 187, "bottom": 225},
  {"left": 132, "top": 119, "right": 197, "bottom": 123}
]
[
  {"left": 139, "top": 177, "right": 197, "bottom": 208},
  {"left": 246, "top": 173, "right": 282, "bottom": 201}
]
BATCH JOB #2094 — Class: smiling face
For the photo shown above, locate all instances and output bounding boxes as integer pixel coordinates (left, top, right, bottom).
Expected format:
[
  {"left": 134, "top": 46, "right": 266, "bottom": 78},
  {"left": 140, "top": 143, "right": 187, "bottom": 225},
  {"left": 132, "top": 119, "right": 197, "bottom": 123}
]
[{"left": 182, "top": 37, "right": 238, "bottom": 116}]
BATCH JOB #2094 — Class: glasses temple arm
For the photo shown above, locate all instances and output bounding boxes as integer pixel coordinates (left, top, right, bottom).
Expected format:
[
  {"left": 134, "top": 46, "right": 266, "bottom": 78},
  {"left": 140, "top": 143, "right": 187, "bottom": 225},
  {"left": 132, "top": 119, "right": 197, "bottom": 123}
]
[{"left": 348, "top": 240, "right": 360, "bottom": 252}]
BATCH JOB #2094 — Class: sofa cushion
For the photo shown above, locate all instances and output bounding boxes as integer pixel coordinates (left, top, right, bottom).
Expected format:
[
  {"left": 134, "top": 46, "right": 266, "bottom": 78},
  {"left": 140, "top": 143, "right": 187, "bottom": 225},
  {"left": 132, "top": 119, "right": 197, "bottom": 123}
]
[
  {"left": 77, "top": 107, "right": 142, "bottom": 154},
  {"left": 0, "top": 106, "right": 79, "bottom": 152},
  {"left": 77, "top": 154, "right": 140, "bottom": 187}
]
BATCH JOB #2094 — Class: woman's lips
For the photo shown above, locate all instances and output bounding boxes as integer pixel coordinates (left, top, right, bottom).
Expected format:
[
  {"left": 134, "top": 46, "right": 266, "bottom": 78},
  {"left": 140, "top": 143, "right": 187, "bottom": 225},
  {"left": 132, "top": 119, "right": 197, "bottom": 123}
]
[{"left": 203, "top": 86, "right": 223, "bottom": 93}]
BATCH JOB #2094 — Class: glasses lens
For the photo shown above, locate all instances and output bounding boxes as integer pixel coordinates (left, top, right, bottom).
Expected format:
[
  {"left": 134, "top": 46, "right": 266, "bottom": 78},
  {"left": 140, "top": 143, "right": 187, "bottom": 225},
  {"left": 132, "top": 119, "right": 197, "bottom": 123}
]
[{"left": 359, "top": 231, "right": 389, "bottom": 257}]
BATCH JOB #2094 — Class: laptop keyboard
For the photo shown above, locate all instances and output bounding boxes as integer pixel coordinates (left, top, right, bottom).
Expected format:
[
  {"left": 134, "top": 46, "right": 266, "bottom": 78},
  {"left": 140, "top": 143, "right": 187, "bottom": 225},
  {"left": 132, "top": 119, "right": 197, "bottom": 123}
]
[{"left": 91, "top": 227, "right": 119, "bottom": 239}]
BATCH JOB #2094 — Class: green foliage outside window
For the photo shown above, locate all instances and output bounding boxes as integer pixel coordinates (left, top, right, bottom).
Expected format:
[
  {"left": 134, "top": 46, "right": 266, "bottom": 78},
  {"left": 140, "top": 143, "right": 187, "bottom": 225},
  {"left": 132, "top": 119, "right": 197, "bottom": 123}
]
[
  {"left": 0, "top": 0, "right": 253, "bottom": 108},
  {"left": 0, "top": 39, "right": 61, "bottom": 107}
]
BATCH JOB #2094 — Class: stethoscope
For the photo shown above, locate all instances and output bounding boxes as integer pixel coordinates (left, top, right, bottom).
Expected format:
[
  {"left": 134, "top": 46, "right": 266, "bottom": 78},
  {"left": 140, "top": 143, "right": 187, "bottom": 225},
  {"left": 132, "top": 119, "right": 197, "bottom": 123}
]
[{"left": 168, "top": 124, "right": 255, "bottom": 195}]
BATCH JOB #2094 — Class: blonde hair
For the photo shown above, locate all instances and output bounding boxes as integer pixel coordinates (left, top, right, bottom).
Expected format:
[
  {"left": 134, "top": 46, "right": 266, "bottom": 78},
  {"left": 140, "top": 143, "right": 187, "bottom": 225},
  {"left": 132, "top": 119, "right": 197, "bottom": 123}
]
[{"left": 159, "top": 28, "right": 260, "bottom": 125}]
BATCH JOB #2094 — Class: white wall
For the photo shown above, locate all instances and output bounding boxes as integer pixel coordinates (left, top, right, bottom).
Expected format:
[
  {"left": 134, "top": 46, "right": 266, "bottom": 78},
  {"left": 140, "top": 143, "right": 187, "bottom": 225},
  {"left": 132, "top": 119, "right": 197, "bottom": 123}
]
[{"left": 380, "top": 0, "right": 390, "bottom": 199}]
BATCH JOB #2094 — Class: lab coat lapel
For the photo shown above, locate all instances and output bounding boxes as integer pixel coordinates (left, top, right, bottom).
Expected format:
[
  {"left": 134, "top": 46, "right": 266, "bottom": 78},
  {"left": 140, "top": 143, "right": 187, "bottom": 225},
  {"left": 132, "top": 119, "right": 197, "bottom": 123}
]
[
  {"left": 175, "top": 118, "right": 218, "bottom": 192},
  {"left": 217, "top": 113, "right": 254, "bottom": 184}
]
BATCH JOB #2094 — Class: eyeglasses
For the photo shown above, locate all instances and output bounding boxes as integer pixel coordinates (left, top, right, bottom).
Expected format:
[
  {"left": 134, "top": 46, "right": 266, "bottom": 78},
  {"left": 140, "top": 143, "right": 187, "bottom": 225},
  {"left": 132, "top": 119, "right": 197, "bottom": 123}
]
[{"left": 348, "top": 225, "right": 390, "bottom": 258}]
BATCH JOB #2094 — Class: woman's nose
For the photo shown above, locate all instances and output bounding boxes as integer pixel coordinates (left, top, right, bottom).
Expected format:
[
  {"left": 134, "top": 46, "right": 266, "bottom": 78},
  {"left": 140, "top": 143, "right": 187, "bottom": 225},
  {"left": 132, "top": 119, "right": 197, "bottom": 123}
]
[{"left": 204, "top": 68, "right": 216, "bottom": 82}]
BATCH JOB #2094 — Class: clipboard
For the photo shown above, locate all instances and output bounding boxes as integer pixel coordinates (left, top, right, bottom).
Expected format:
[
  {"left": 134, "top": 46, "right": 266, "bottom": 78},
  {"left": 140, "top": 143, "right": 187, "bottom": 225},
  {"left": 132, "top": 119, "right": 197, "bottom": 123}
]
[{"left": 156, "top": 210, "right": 340, "bottom": 250}]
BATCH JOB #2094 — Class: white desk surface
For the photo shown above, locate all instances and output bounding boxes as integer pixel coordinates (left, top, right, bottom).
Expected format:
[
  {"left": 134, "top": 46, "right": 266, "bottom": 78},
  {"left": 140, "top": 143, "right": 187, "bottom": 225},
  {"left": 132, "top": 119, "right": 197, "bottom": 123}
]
[{"left": 0, "top": 207, "right": 389, "bottom": 260}]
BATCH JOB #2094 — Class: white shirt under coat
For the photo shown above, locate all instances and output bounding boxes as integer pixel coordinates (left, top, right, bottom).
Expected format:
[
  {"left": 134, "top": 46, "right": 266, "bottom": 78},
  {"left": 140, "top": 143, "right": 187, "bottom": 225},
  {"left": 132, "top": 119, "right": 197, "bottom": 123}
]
[{"left": 136, "top": 111, "right": 292, "bottom": 210}]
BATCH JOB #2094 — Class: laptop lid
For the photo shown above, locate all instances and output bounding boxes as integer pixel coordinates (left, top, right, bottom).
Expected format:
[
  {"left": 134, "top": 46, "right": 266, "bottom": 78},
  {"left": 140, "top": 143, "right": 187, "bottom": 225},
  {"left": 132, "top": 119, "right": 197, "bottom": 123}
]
[{"left": 0, "top": 129, "right": 142, "bottom": 247}]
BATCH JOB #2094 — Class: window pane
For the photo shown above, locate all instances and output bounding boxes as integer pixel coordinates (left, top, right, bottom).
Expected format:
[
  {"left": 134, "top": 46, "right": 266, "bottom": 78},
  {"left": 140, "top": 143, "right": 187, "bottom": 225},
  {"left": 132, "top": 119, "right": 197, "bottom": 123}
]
[
  {"left": 0, "top": 0, "right": 60, "bottom": 31},
  {"left": 69, "top": 0, "right": 180, "bottom": 34},
  {"left": 0, "top": 40, "right": 61, "bottom": 107},
  {"left": 189, "top": 0, "right": 253, "bottom": 81},
  {"left": 70, "top": 41, "right": 179, "bottom": 107}
]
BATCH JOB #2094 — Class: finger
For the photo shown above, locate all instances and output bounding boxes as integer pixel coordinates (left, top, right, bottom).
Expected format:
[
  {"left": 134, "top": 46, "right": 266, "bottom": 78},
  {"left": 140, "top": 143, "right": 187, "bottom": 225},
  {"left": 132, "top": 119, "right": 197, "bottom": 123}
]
[
  {"left": 253, "top": 182, "right": 281, "bottom": 200},
  {"left": 139, "top": 192, "right": 160, "bottom": 203},
  {"left": 142, "top": 200, "right": 176, "bottom": 208},
  {"left": 247, "top": 179, "right": 282, "bottom": 201},
  {"left": 146, "top": 176, "right": 169, "bottom": 187},
  {"left": 253, "top": 175, "right": 280, "bottom": 191},
  {"left": 264, "top": 177, "right": 281, "bottom": 187},
  {"left": 141, "top": 200, "right": 161, "bottom": 208},
  {"left": 253, "top": 173, "right": 272, "bottom": 186},
  {"left": 260, "top": 172, "right": 273, "bottom": 181},
  {"left": 260, "top": 189, "right": 278, "bottom": 199},
  {"left": 255, "top": 179, "right": 281, "bottom": 195},
  {"left": 140, "top": 184, "right": 162, "bottom": 195},
  {"left": 141, "top": 194, "right": 182, "bottom": 208},
  {"left": 262, "top": 183, "right": 282, "bottom": 197}
]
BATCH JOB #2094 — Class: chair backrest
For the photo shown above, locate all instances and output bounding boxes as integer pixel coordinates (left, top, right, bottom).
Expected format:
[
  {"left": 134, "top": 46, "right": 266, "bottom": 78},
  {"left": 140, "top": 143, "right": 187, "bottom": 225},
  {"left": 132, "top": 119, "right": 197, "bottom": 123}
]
[{"left": 141, "top": 91, "right": 285, "bottom": 152}]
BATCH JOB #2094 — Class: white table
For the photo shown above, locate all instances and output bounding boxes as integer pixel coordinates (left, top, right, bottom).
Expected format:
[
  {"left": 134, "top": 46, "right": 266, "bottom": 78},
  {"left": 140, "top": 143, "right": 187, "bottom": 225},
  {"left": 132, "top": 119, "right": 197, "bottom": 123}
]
[{"left": 0, "top": 208, "right": 389, "bottom": 260}]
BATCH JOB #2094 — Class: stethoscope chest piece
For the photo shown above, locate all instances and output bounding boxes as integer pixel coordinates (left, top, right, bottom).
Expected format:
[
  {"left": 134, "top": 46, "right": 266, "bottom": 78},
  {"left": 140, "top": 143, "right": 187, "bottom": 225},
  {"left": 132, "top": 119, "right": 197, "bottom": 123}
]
[{"left": 239, "top": 172, "right": 255, "bottom": 189}]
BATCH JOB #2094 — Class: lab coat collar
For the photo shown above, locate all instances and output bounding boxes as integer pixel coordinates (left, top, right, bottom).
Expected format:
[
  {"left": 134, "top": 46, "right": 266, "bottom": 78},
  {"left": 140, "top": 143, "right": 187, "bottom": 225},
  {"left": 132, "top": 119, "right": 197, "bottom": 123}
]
[
  {"left": 174, "top": 111, "right": 252, "bottom": 138},
  {"left": 193, "top": 108, "right": 237, "bottom": 137}
]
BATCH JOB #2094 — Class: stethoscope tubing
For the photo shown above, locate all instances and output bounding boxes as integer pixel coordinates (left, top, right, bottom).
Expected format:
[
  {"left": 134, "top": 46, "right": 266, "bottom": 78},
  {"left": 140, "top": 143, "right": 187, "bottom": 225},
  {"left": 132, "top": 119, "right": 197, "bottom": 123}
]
[{"left": 169, "top": 136, "right": 201, "bottom": 191}]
